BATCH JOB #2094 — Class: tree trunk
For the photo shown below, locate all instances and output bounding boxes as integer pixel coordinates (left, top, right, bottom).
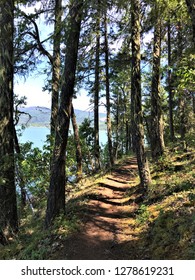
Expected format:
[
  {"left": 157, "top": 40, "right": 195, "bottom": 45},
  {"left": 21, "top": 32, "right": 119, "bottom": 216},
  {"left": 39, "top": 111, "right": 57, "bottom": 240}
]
[
  {"left": 176, "top": 21, "right": 187, "bottom": 141},
  {"left": 185, "top": 0, "right": 195, "bottom": 47},
  {"left": 125, "top": 121, "right": 130, "bottom": 154},
  {"left": 192, "top": 92, "right": 195, "bottom": 115},
  {"left": 104, "top": 12, "right": 114, "bottom": 167},
  {"left": 45, "top": 0, "right": 83, "bottom": 227},
  {"left": 179, "top": 94, "right": 187, "bottom": 140},
  {"left": 14, "top": 127, "right": 26, "bottom": 207},
  {"left": 51, "top": 0, "right": 63, "bottom": 136},
  {"left": 167, "top": 21, "right": 175, "bottom": 142},
  {"left": 131, "top": 0, "right": 151, "bottom": 189},
  {"left": 0, "top": 0, "right": 18, "bottom": 236},
  {"left": 114, "top": 93, "right": 120, "bottom": 161},
  {"left": 124, "top": 90, "right": 131, "bottom": 154},
  {"left": 150, "top": 14, "right": 165, "bottom": 160},
  {"left": 94, "top": 0, "right": 101, "bottom": 170},
  {"left": 71, "top": 104, "right": 83, "bottom": 181}
]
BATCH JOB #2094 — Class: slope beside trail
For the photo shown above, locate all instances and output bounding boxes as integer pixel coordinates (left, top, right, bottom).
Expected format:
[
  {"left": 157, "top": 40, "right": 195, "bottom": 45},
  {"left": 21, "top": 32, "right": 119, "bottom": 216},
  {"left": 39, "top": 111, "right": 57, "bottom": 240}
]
[{"left": 62, "top": 157, "right": 144, "bottom": 260}]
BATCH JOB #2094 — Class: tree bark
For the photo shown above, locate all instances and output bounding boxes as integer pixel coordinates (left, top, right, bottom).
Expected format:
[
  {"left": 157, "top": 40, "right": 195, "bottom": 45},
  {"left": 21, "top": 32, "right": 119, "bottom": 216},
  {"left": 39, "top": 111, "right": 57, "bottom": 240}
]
[
  {"left": 179, "top": 94, "right": 187, "bottom": 140},
  {"left": 185, "top": 0, "right": 195, "bottom": 47},
  {"left": 167, "top": 21, "right": 175, "bottom": 142},
  {"left": 193, "top": 92, "right": 195, "bottom": 115},
  {"left": 14, "top": 127, "right": 26, "bottom": 207},
  {"left": 114, "top": 92, "right": 120, "bottom": 161},
  {"left": 45, "top": 0, "right": 83, "bottom": 227},
  {"left": 71, "top": 104, "right": 83, "bottom": 181},
  {"left": 94, "top": 0, "right": 101, "bottom": 170},
  {"left": 0, "top": 0, "right": 18, "bottom": 235},
  {"left": 51, "top": 0, "right": 63, "bottom": 136},
  {"left": 176, "top": 21, "right": 187, "bottom": 141},
  {"left": 104, "top": 12, "right": 114, "bottom": 167},
  {"left": 150, "top": 14, "right": 165, "bottom": 160},
  {"left": 131, "top": 0, "right": 151, "bottom": 189}
]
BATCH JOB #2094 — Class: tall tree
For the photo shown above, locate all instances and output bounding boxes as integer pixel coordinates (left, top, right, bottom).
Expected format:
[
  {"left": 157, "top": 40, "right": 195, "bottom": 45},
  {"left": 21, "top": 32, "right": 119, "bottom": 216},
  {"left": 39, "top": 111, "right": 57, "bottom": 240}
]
[
  {"left": 167, "top": 21, "right": 175, "bottom": 142},
  {"left": 51, "top": 0, "right": 63, "bottom": 136},
  {"left": 176, "top": 20, "right": 188, "bottom": 141},
  {"left": 71, "top": 104, "right": 83, "bottom": 181},
  {"left": 0, "top": 0, "right": 18, "bottom": 239},
  {"left": 131, "top": 0, "right": 151, "bottom": 189},
  {"left": 185, "top": 0, "right": 195, "bottom": 46},
  {"left": 104, "top": 11, "right": 114, "bottom": 167},
  {"left": 45, "top": 0, "right": 83, "bottom": 227},
  {"left": 150, "top": 6, "right": 165, "bottom": 160},
  {"left": 94, "top": 0, "right": 101, "bottom": 170}
]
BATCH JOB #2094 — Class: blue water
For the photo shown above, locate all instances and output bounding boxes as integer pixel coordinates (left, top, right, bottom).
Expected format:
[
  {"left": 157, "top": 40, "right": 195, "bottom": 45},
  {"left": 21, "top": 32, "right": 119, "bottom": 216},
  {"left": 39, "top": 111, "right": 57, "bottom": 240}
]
[
  {"left": 99, "top": 130, "right": 108, "bottom": 146},
  {"left": 18, "top": 126, "right": 50, "bottom": 149},
  {"left": 18, "top": 126, "right": 108, "bottom": 149}
]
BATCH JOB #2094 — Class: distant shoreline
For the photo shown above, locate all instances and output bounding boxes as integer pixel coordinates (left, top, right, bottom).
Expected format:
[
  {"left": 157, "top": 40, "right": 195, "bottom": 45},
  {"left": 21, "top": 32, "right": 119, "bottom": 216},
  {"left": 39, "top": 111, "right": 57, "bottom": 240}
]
[{"left": 17, "top": 106, "right": 107, "bottom": 130}]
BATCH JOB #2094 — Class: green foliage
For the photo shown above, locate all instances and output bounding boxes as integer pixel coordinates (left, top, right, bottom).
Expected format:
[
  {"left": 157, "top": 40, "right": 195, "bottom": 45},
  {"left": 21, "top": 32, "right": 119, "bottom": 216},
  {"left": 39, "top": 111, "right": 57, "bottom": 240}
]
[
  {"left": 153, "top": 154, "right": 174, "bottom": 172},
  {"left": 16, "top": 140, "right": 50, "bottom": 208},
  {"left": 176, "top": 53, "right": 195, "bottom": 91},
  {"left": 52, "top": 213, "right": 81, "bottom": 236},
  {"left": 136, "top": 204, "right": 150, "bottom": 225},
  {"left": 148, "top": 208, "right": 195, "bottom": 259},
  {"left": 79, "top": 118, "right": 95, "bottom": 173},
  {"left": 66, "top": 133, "right": 77, "bottom": 179}
]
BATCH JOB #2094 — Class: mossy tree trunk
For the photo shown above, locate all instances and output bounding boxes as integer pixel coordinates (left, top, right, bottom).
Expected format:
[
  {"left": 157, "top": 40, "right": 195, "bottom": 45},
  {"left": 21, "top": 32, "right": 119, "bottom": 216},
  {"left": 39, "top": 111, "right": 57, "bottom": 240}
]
[
  {"left": 71, "top": 104, "right": 83, "bottom": 181},
  {"left": 150, "top": 12, "right": 165, "bottom": 160},
  {"left": 104, "top": 11, "right": 114, "bottom": 167},
  {"left": 131, "top": 0, "right": 151, "bottom": 189},
  {"left": 94, "top": 0, "right": 101, "bottom": 171},
  {"left": 167, "top": 21, "right": 175, "bottom": 142},
  {"left": 185, "top": 0, "right": 195, "bottom": 47},
  {"left": 45, "top": 0, "right": 83, "bottom": 227},
  {"left": 51, "top": 0, "right": 63, "bottom": 136},
  {"left": 0, "top": 0, "right": 18, "bottom": 237}
]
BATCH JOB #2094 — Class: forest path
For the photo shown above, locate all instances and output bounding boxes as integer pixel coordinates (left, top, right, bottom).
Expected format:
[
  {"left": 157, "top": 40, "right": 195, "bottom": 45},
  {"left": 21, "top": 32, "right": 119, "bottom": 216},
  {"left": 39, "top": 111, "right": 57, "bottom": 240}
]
[{"left": 63, "top": 157, "right": 143, "bottom": 260}]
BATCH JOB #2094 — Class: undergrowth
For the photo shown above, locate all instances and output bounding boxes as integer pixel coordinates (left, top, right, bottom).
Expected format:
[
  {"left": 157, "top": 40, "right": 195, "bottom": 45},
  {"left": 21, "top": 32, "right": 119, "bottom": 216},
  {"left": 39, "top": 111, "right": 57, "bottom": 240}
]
[{"left": 133, "top": 148, "right": 195, "bottom": 259}]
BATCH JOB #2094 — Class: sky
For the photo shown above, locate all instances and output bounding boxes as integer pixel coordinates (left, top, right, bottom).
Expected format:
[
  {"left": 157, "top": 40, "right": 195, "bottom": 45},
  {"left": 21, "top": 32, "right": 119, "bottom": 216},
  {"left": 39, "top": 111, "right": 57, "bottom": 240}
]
[{"left": 14, "top": 77, "right": 93, "bottom": 112}]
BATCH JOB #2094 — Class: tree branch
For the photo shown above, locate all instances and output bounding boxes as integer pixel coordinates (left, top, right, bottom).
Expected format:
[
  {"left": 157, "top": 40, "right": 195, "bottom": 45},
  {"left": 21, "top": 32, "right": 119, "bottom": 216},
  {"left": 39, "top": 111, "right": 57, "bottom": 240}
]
[{"left": 20, "top": 11, "right": 54, "bottom": 64}]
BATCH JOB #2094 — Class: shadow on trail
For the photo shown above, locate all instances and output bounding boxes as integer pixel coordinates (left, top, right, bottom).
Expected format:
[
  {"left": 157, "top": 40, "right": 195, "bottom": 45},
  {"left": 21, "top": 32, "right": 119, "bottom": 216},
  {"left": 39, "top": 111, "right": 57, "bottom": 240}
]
[
  {"left": 62, "top": 157, "right": 145, "bottom": 260},
  {"left": 59, "top": 156, "right": 195, "bottom": 260},
  {"left": 98, "top": 182, "right": 129, "bottom": 193},
  {"left": 63, "top": 197, "right": 195, "bottom": 259}
]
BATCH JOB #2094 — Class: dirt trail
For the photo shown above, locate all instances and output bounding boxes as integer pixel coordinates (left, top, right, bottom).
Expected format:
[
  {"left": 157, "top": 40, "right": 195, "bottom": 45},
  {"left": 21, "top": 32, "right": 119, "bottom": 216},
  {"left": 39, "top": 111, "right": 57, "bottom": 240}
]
[{"left": 64, "top": 157, "right": 141, "bottom": 260}]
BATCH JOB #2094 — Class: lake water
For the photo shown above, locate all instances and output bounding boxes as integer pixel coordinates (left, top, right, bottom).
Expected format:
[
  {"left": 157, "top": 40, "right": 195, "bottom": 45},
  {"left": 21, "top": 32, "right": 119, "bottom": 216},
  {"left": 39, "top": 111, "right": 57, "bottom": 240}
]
[
  {"left": 18, "top": 126, "right": 108, "bottom": 149},
  {"left": 18, "top": 126, "right": 50, "bottom": 149}
]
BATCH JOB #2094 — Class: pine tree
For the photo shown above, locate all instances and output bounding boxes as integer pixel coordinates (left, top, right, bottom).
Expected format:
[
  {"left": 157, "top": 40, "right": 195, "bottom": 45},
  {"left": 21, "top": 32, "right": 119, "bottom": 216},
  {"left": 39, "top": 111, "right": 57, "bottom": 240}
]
[
  {"left": 150, "top": 5, "right": 165, "bottom": 160},
  {"left": 71, "top": 104, "right": 83, "bottom": 181},
  {"left": 167, "top": 20, "right": 175, "bottom": 142},
  {"left": 94, "top": 0, "right": 101, "bottom": 170},
  {"left": 51, "top": 0, "right": 63, "bottom": 136},
  {"left": 185, "top": 0, "right": 195, "bottom": 46},
  {"left": 0, "top": 0, "right": 18, "bottom": 240},
  {"left": 45, "top": 0, "right": 83, "bottom": 227},
  {"left": 104, "top": 10, "right": 114, "bottom": 167},
  {"left": 131, "top": 0, "right": 151, "bottom": 189}
]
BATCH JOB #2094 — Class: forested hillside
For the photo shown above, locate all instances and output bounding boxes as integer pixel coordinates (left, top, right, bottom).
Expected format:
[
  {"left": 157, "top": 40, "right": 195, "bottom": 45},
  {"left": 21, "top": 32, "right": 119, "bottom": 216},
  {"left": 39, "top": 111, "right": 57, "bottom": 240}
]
[
  {"left": 17, "top": 106, "right": 106, "bottom": 128},
  {"left": 0, "top": 0, "right": 194, "bottom": 260}
]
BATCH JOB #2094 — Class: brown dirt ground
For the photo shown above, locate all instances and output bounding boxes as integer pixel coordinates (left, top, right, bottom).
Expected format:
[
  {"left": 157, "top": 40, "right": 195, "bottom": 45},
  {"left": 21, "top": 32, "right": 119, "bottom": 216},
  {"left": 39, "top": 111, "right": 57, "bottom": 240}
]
[{"left": 58, "top": 157, "right": 146, "bottom": 260}]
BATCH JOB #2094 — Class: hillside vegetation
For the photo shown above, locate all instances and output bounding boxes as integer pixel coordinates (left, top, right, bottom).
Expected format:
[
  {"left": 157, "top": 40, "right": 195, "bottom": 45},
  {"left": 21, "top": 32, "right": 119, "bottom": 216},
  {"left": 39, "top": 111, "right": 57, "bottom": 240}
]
[{"left": 17, "top": 106, "right": 107, "bottom": 129}]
